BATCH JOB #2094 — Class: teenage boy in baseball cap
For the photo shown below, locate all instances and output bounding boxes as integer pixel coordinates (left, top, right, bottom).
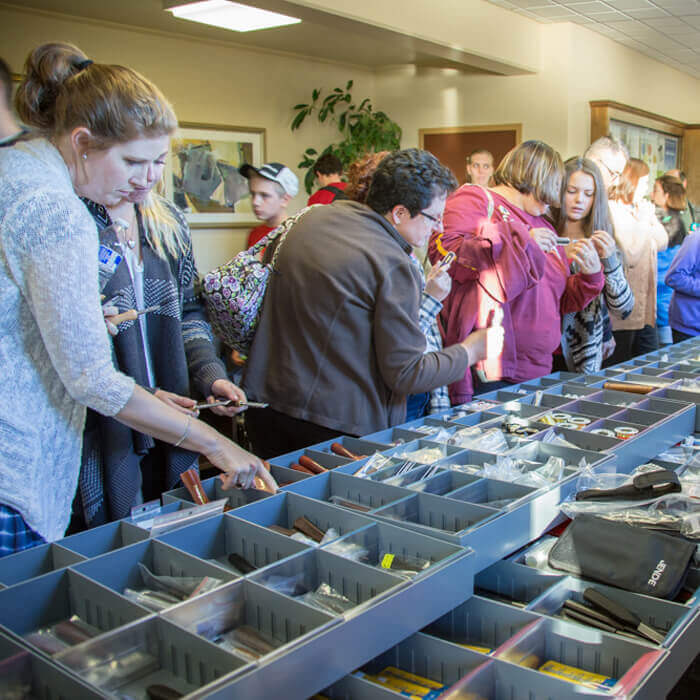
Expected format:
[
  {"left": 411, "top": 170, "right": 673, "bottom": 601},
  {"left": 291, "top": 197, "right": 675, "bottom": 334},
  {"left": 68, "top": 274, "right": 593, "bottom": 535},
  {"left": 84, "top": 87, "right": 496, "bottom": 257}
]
[{"left": 240, "top": 162, "right": 299, "bottom": 248}]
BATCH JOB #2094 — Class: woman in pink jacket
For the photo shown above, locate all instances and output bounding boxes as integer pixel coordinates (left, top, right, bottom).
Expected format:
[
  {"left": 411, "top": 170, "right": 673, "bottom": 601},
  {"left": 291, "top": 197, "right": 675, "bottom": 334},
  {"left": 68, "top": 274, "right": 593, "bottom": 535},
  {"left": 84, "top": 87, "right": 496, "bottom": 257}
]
[{"left": 429, "top": 140, "right": 604, "bottom": 404}]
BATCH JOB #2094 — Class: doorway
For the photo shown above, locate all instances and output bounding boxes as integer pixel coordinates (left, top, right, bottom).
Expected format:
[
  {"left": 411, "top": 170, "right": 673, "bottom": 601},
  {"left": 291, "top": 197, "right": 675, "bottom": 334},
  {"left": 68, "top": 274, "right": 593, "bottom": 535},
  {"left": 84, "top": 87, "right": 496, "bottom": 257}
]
[{"left": 419, "top": 124, "right": 521, "bottom": 186}]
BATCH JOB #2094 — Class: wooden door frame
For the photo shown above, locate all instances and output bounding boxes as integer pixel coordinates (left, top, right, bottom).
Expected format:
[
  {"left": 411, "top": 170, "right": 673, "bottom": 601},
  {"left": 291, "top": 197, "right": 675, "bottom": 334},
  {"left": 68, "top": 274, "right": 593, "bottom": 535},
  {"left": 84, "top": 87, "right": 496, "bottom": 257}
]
[{"left": 418, "top": 123, "right": 522, "bottom": 148}]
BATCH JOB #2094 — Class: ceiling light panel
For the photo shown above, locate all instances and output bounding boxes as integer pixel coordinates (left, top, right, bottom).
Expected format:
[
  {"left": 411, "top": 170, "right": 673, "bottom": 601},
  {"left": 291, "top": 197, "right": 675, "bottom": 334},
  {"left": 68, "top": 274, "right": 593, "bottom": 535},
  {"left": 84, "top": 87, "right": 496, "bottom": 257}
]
[{"left": 166, "top": 0, "right": 301, "bottom": 32}]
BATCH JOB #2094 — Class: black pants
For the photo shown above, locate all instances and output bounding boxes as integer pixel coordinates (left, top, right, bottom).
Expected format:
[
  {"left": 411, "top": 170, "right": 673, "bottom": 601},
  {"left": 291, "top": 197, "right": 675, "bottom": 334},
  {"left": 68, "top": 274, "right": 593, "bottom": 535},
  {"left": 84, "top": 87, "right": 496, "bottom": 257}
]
[
  {"left": 605, "top": 325, "right": 659, "bottom": 366},
  {"left": 672, "top": 329, "right": 694, "bottom": 344},
  {"left": 245, "top": 407, "right": 346, "bottom": 459}
]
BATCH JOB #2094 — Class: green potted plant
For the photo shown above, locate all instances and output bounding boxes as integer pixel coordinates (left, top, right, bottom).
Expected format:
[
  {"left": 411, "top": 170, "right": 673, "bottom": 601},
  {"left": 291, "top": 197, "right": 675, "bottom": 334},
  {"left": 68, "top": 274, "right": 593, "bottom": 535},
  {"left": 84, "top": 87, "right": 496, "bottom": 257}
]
[{"left": 291, "top": 81, "right": 402, "bottom": 194}]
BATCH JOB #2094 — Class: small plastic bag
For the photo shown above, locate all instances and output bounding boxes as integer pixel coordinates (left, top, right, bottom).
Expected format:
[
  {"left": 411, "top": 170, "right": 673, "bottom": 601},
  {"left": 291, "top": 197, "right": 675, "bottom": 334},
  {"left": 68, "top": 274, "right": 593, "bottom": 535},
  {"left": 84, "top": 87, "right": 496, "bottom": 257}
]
[
  {"left": 378, "top": 551, "right": 431, "bottom": 578},
  {"left": 394, "top": 446, "right": 446, "bottom": 464},
  {"left": 325, "top": 538, "right": 369, "bottom": 564},
  {"left": 539, "top": 428, "right": 579, "bottom": 450},
  {"left": 300, "top": 582, "right": 355, "bottom": 614},
  {"left": 122, "top": 588, "right": 181, "bottom": 612},
  {"left": 262, "top": 573, "right": 307, "bottom": 596},
  {"left": 425, "top": 428, "right": 454, "bottom": 444},
  {"left": 522, "top": 535, "right": 558, "bottom": 571},
  {"left": 216, "top": 625, "right": 278, "bottom": 660},
  {"left": 353, "top": 452, "right": 391, "bottom": 479},
  {"left": 137, "top": 563, "right": 222, "bottom": 599}
]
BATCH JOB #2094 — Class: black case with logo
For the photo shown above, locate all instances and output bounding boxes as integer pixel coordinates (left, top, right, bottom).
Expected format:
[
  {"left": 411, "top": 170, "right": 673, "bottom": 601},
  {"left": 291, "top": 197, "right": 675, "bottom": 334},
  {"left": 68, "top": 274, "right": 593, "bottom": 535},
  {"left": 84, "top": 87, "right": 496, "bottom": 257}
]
[{"left": 548, "top": 514, "right": 695, "bottom": 599}]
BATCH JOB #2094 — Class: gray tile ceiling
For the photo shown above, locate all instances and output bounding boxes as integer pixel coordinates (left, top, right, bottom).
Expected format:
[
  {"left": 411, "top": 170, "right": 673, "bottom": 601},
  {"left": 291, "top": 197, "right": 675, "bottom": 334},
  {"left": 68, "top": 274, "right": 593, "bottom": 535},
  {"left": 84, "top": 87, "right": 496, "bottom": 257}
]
[{"left": 487, "top": 0, "right": 700, "bottom": 79}]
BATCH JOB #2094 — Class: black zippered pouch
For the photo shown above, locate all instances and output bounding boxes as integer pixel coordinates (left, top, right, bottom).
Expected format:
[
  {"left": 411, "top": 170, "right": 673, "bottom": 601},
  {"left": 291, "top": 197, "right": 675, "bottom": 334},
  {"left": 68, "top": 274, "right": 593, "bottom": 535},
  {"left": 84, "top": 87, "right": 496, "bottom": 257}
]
[{"left": 548, "top": 514, "right": 695, "bottom": 599}]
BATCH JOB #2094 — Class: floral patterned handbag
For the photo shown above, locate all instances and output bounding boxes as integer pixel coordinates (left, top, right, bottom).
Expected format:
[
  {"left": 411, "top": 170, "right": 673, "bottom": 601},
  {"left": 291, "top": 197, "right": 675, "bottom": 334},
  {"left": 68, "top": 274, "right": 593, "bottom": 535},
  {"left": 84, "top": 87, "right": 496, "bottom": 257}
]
[{"left": 202, "top": 206, "right": 315, "bottom": 354}]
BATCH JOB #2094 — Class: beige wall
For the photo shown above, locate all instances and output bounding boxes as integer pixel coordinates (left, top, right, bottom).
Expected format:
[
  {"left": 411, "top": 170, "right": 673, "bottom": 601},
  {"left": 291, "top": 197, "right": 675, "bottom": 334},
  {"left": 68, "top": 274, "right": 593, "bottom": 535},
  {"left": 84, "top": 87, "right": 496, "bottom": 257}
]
[
  {"left": 376, "top": 22, "right": 700, "bottom": 163},
  {"left": 0, "top": 5, "right": 375, "bottom": 273},
  {"left": 4, "top": 5, "right": 700, "bottom": 271}
]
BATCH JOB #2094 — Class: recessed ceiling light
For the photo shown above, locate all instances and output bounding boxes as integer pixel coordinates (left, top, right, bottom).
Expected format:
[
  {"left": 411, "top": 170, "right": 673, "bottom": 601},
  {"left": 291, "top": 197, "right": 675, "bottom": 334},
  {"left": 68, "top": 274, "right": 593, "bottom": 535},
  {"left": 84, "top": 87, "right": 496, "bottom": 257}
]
[{"left": 166, "top": 0, "right": 301, "bottom": 32}]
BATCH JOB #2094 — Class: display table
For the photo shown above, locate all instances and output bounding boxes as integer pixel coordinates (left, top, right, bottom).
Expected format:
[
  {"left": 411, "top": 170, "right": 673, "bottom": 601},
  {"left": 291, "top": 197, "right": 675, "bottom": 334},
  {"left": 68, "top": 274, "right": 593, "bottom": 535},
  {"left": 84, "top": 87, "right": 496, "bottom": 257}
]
[{"left": 0, "top": 338, "right": 698, "bottom": 698}]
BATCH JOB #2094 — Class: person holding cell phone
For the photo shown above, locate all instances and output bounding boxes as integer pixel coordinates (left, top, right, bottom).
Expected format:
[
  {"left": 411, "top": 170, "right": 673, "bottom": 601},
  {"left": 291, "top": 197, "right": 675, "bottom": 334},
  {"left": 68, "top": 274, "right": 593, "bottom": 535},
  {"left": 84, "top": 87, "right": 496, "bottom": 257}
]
[
  {"left": 429, "top": 141, "right": 605, "bottom": 404},
  {"left": 0, "top": 42, "right": 275, "bottom": 556},
  {"left": 553, "top": 157, "right": 634, "bottom": 372}
]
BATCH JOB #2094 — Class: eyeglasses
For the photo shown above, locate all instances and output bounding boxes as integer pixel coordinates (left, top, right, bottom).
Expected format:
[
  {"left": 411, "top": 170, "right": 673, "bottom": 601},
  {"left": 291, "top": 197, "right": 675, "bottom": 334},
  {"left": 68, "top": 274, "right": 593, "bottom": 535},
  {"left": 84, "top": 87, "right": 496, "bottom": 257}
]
[
  {"left": 420, "top": 211, "right": 444, "bottom": 230},
  {"left": 599, "top": 159, "right": 624, "bottom": 183}
]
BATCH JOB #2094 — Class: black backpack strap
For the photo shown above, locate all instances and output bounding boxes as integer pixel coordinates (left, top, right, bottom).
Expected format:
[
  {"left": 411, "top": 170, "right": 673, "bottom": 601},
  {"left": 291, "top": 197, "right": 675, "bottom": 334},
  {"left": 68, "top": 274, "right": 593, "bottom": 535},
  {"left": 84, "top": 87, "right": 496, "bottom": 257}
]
[{"left": 320, "top": 185, "right": 348, "bottom": 200}]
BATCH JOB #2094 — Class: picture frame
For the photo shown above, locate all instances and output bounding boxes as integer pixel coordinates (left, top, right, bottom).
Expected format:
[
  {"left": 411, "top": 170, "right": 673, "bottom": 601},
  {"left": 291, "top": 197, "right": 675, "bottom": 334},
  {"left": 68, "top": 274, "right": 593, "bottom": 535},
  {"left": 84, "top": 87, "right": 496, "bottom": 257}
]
[{"left": 165, "top": 122, "right": 266, "bottom": 228}]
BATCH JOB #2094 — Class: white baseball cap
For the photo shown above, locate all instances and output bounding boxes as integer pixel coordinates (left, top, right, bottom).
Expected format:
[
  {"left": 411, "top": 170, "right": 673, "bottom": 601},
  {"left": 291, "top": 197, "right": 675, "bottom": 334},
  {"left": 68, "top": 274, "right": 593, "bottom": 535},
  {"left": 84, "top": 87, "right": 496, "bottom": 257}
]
[{"left": 239, "top": 162, "right": 299, "bottom": 197}]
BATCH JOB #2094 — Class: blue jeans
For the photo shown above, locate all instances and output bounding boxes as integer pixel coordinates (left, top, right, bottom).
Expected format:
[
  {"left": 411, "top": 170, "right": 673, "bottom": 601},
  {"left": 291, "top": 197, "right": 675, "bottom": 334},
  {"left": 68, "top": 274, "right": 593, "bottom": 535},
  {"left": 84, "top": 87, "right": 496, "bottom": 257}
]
[{"left": 406, "top": 392, "right": 429, "bottom": 421}]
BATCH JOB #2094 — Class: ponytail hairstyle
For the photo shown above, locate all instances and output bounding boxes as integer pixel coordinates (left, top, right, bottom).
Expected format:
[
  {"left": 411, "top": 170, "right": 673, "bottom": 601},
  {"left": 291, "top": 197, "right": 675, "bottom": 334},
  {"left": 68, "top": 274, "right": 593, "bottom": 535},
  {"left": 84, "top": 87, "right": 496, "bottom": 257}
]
[
  {"left": 554, "top": 157, "right": 612, "bottom": 237},
  {"left": 15, "top": 42, "right": 177, "bottom": 148}
]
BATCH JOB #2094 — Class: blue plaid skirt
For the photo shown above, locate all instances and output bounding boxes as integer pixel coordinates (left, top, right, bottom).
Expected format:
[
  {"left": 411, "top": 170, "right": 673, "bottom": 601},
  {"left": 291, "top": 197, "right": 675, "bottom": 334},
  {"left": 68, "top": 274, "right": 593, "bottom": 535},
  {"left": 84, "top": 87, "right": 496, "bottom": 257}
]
[{"left": 0, "top": 505, "right": 45, "bottom": 557}]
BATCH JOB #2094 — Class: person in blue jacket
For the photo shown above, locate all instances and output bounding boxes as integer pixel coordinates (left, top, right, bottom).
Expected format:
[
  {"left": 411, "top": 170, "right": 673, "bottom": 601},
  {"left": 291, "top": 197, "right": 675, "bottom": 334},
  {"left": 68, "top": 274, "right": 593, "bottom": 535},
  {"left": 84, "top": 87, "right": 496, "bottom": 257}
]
[{"left": 666, "top": 230, "right": 700, "bottom": 342}]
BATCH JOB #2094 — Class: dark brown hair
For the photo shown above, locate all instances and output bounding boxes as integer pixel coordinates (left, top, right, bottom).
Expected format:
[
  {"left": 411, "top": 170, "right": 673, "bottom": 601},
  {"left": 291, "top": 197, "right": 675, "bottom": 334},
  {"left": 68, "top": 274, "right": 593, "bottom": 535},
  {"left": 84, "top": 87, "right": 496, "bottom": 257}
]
[
  {"left": 610, "top": 158, "right": 649, "bottom": 205},
  {"left": 15, "top": 42, "right": 176, "bottom": 146}
]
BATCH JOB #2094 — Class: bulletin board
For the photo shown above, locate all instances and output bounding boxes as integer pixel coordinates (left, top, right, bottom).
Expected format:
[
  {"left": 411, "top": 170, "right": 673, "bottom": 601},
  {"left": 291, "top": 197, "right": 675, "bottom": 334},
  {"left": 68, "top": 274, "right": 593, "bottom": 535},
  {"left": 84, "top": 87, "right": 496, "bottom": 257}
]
[{"left": 609, "top": 119, "right": 680, "bottom": 180}]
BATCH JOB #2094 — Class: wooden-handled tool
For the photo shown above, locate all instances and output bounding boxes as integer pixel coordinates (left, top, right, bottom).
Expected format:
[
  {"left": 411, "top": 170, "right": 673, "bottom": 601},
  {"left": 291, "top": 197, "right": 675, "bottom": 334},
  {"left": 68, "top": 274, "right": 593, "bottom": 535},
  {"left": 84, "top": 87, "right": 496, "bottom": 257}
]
[
  {"left": 602, "top": 381, "right": 655, "bottom": 395},
  {"left": 109, "top": 305, "right": 160, "bottom": 326}
]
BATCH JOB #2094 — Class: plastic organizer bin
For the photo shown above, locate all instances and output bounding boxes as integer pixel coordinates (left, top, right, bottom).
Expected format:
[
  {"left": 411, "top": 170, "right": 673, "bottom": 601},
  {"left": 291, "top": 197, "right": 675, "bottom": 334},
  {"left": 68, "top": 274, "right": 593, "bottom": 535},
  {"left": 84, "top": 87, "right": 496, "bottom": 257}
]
[
  {"left": 493, "top": 617, "right": 664, "bottom": 696},
  {"left": 161, "top": 472, "right": 271, "bottom": 510},
  {"left": 536, "top": 425, "right": 620, "bottom": 453},
  {"left": 155, "top": 512, "right": 311, "bottom": 575},
  {"left": 72, "top": 539, "right": 237, "bottom": 600},
  {"left": 587, "top": 388, "right": 646, "bottom": 407},
  {"left": 230, "top": 491, "right": 374, "bottom": 544},
  {"left": 474, "top": 560, "right": 567, "bottom": 608},
  {"left": 162, "top": 577, "right": 337, "bottom": 657},
  {"left": 343, "top": 631, "right": 489, "bottom": 697},
  {"left": 307, "top": 436, "right": 392, "bottom": 459},
  {"left": 404, "top": 468, "right": 480, "bottom": 496},
  {"left": 267, "top": 446, "right": 354, "bottom": 471},
  {"left": 0, "top": 568, "right": 149, "bottom": 657},
  {"left": 439, "top": 657, "right": 625, "bottom": 700},
  {"left": 648, "top": 387, "right": 700, "bottom": 430},
  {"left": 57, "top": 519, "right": 150, "bottom": 559},
  {"left": 528, "top": 577, "right": 696, "bottom": 648},
  {"left": 324, "top": 520, "right": 469, "bottom": 581},
  {"left": 424, "top": 594, "right": 541, "bottom": 653},
  {"left": 0, "top": 542, "right": 86, "bottom": 587},
  {"left": 447, "top": 478, "right": 537, "bottom": 510},
  {"left": 553, "top": 399, "right": 621, "bottom": 420},
  {"left": 249, "top": 548, "right": 406, "bottom": 616},
  {"left": 0, "top": 632, "right": 103, "bottom": 699},
  {"left": 612, "top": 407, "right": 669, "bottom": 428},
  {"left": 57, "top": 615, "right": 249, "bottom": 697},
  {"left": 370, "top": 491, "right": 499, "bottom": 545},
  {"left": 283, "top": 470, "right": 411, "bottom": 511},
  {"left": 361, "top": 425, "right": 430, "bottom": 445},
  {"left": 383, "top": 438, "right": 465, "bottom": 463}
]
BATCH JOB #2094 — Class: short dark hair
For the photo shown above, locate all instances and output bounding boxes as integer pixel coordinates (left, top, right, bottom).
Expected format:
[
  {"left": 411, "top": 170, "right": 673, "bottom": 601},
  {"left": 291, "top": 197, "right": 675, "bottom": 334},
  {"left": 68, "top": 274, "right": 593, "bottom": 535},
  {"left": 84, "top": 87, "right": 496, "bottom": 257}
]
[
  {"left": 366, "top": 148, "right": 458, "bottom": 217},
  {"left": 0, "top": 57, "right": 13, "bottom": 107},
  {"left": 314, "top": 152, "right": 343, "bottom": 176}
]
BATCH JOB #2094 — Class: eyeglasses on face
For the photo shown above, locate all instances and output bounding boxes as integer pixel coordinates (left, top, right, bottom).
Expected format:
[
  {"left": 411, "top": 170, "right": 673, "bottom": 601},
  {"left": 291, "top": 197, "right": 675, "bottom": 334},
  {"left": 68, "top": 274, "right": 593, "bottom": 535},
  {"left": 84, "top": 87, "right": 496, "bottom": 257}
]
[
  {"left": 600, "top": 160, "right": 624, "bottom": 182},
  {"left": 419, "top": 210, "right": 444, "bottom": 229}
]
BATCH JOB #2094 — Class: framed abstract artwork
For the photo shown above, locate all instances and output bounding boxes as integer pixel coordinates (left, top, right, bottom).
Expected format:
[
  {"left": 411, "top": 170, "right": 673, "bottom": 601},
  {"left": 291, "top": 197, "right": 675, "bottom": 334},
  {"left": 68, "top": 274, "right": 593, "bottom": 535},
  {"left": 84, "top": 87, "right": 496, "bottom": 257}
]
[{"left": 165, "top": 122, "right": 266, "bottom": 228}]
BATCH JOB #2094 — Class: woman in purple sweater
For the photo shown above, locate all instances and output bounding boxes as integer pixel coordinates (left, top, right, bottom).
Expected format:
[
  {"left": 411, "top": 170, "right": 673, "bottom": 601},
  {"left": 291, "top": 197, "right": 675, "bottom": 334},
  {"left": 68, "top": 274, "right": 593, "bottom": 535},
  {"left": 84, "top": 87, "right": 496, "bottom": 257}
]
[{"left": 666, "top": 231, "right": 700, "bottom": 342}]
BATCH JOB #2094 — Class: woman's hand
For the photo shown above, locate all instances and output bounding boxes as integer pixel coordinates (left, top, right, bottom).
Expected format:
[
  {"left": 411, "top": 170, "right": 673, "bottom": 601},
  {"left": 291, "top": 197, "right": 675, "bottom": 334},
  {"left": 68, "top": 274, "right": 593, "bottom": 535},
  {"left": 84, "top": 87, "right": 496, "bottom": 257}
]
[
  {"left": 424, "top": 264, "right": 452, "bottom": 302},
  {"left": 602, "top": 337, "right": 616, "bottom": 360},
  {"left": 591, "top": 230, "right": 616, "bottom": 260},
  {"left": 529, "top": 227, "right": 558, "bottom": 254},
  {"left": 208, "top": 379, "right": 247, "bottom": 416},
  {"left": 207, "top": 436, "right": 278, "bottom": 493},
  {"left": 154, "top": 389, "right": 197, "bottom": 415},
  {"left": 570, "top": 239, "right": 602, "bottom": 274},
  {"left": 461, "top": 325, "right": 505, "bottom": 364}
]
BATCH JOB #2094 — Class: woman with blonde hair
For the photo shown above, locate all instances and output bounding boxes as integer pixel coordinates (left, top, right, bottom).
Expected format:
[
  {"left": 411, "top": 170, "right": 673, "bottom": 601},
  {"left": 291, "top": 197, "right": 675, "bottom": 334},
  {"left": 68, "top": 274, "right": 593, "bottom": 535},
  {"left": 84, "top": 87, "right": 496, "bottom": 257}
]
[
  {"left": 429, "top": 140, "right": 604, "bottom": 403},
  {"left": 0, "top": 42, "right": 275, "bottom": 555},
  {"left": 606, "top": 158, "right": 668, "bottom": 364},
  {"left": 78, "top": 173, "right": 249, "bottom": 527}
]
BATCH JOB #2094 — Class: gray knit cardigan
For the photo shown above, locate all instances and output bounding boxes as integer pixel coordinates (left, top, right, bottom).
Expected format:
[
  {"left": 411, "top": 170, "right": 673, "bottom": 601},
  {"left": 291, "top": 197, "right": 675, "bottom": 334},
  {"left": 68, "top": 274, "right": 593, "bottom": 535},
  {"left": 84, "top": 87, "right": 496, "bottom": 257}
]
[{"left": 0, "top": 139, "right": 135, "bottom": 541}]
